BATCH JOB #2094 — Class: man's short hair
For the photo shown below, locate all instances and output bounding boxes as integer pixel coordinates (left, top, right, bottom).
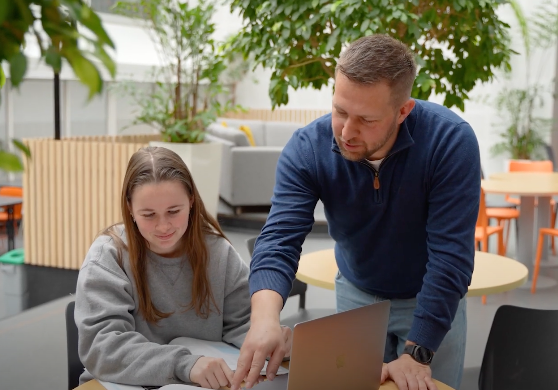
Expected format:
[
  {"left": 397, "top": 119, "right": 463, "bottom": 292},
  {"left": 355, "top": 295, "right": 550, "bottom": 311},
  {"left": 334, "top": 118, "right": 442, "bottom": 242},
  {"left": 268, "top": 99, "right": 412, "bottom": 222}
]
[{"left": 335, "top": 34, "right": 417, "bottom": 106}]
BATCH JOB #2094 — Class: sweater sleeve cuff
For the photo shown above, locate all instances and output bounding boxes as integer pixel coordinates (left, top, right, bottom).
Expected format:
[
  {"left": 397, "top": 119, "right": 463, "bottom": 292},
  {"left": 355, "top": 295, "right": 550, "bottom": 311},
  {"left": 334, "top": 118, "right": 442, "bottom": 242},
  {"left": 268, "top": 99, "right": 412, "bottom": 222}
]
[
  {"left": 249, "top": 269, "right": 293, "bottom": 305},
  {"left": 406, "top": 317, "right": 448, "bottom": 352},
  {"left": 175, "top": 352, "right": 203, "bottom": 384}
]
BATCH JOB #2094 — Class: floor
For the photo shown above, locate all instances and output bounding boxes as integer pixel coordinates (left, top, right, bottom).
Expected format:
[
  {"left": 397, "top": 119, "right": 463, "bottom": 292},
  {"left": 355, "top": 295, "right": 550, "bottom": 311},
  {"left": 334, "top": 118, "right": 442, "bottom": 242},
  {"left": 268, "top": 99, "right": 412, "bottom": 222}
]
[{"left": 1, "top": 205, "right": 558, "bottom": 390}]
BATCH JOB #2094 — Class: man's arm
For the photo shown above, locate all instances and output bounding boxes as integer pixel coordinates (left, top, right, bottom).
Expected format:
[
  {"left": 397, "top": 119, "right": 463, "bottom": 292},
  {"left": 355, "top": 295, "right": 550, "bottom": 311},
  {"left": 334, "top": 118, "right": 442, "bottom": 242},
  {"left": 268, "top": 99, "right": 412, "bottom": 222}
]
[
  {"left": 409, "top": 122, "right": 480, "bottom": 351},
  {"left": 231, "top": 129, "right": 321, "bottom": 390},
  {"left": 382, "top": 122, "right": 480, "bottom": 390}
]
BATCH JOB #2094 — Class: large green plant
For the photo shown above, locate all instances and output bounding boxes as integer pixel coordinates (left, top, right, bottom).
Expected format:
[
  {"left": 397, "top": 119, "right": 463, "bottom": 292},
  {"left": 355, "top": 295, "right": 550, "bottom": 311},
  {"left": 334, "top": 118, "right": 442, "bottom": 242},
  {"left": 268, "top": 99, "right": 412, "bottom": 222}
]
[
  {"left": 229, "top": 0, "right": 515, "bottom": 110},
  {"left": 491, "top": 0, "right": 558, "bottom": 160},
  {"left": 0, "top": 0, "right": 116, "bottom": 171},
  {"left": 114, "top": 0, "right": 237, "bottom": 143}
]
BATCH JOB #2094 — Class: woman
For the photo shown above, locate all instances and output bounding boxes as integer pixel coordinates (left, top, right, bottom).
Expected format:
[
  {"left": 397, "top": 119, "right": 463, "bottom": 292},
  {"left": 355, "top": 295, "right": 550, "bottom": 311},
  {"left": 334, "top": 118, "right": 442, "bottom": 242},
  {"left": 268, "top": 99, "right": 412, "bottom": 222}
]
[{"left": 75, "top": 146, "right": 287, "bottom": 389}]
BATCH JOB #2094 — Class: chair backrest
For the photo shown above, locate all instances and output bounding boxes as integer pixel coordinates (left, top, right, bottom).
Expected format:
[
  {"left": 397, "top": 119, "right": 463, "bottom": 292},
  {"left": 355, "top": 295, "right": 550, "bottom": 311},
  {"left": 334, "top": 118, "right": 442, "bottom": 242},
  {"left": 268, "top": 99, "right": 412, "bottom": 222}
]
[
  {"left": 246, "top": 236, "right": 308, "bottom": 309},
  {"left": 479, "top": 305, "right": 558, "bottom": 390},
  {"left": 65, "top": 301, "right": 84, "bottom": 390},
  {"left": 0, "top": 186, "right": 23, "bottom": 219},
  {"left": 508, "top": 159, "right": 553, "bottom": 172}
]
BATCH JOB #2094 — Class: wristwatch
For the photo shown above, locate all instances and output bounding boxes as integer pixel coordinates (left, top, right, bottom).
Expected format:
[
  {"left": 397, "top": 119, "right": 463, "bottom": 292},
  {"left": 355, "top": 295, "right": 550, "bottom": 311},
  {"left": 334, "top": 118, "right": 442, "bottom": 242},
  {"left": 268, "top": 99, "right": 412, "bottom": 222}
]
[{"left": 403, "top": 344, "right": 434, "bottom": 365}]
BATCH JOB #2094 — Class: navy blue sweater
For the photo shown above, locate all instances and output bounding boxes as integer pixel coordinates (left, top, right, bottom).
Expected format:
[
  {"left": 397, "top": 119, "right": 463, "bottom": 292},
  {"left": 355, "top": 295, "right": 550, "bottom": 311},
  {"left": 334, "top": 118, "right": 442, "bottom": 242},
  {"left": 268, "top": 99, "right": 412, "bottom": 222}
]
[{"left": 250, "top": 99, "right": 480, "bottom": 351}]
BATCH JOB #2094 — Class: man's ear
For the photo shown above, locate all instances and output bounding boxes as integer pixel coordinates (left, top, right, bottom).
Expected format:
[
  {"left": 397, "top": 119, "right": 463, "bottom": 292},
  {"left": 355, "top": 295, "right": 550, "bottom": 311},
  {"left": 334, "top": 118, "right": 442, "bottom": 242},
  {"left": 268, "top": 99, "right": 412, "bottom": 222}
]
[{"left": 397, "top": 99, "right": 416, "bottom": 124}]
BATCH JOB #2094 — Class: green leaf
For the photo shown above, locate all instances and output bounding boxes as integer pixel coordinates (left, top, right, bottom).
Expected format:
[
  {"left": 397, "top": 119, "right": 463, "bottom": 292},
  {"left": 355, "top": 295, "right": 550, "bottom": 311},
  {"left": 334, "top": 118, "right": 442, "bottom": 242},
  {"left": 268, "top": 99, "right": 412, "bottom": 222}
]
[
  {"left": 11, "top": 139, "right": 31, "bottom": 159},
  {"left": 0, "top": 67, "right": 5, "bottom": 89},
  {"left": 45, "top": 48, "right": 62, "bottom": 73},
  {"left": 0, "top": 0, "right": 11, "bottom": 24},
  {"left": 0, "top": 151, "right": 23, "bottom": 172},
  {"left": 9, "top": 52, "right": 27, "bottom": 87},
  {"left": 65, "top": 50, "right": 102, "bottom": 98}
]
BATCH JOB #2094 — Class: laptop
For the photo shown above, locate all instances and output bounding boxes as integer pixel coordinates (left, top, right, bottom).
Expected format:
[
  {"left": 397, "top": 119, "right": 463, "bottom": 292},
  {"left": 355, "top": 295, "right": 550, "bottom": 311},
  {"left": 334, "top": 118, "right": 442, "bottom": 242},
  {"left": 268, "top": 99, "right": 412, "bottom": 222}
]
[{"left": 254, "top": 300, "right": 391, "bottom": 390}]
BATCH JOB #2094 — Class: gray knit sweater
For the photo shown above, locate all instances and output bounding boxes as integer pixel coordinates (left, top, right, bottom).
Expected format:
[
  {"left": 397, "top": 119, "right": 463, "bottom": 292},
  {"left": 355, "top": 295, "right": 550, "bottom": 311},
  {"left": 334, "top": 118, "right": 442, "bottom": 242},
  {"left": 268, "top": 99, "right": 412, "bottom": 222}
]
[{"left": 75, "top": 226, "right": 251, "bottom": 386}]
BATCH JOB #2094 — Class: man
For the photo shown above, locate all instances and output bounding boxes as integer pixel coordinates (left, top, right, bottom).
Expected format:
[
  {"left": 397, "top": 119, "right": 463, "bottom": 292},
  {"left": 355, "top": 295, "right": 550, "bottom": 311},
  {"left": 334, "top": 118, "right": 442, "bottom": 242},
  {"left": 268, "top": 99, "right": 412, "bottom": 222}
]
[{"left": 232, "top": 34, "right": 480, "bottom": 390}]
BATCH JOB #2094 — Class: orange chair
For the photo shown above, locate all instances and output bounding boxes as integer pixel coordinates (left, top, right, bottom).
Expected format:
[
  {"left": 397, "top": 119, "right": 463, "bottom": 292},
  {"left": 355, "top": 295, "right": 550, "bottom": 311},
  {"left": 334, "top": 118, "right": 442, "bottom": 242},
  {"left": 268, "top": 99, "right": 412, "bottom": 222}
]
[
  {"left": 532, "top": 227, "right": 558, "bottom": 293},
  {"left": 476, "top": 188, "right": 505, "bottom": 304},
  {"left": 476, "top": 188, "right": 505, "bottom": 256},
  {"left": 0, "top": 186, "right": 23, "bottom": 235},
  {"left": 505, "top": 160, "right": 556, "bottom": 253},
  {"left": 485, "top": 207, "right": 520, "bottom": 255}
]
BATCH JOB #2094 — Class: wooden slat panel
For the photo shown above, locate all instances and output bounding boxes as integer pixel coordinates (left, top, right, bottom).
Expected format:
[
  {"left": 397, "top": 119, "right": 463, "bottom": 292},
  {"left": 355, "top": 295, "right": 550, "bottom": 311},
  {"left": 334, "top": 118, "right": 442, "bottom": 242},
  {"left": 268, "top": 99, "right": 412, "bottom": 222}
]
[
  {"left": 76, "top": 141, "right": 85, "bottom": 269},
  {"left": 48, "top": 140, "right": 56, "bottom": 267},
  {"left": 84, "top": 142, "right": 92, "bottom": 265},
  {"left": 91, "top": 142, "right": 100, "bottom": 241},
  {"left": 40, "top": 141, "right": 50, "bottom": 266},
  {"left": 24, "top": 140, "right": 36, "bottom": 265},
  {"left": 105, "top": 143, "right": 113, "bottom": 226},
  {"left": 98, "top": 143, "right": 106, "bottom": 230},
  {"left": 63, "top": 141, "right": 71, "bottom": 268},
  {"left": 71, "top": 142, "right": 79, "bottom": 268},
  {"left": 55, "top": 141, "right": 64, "bottom": 269}
]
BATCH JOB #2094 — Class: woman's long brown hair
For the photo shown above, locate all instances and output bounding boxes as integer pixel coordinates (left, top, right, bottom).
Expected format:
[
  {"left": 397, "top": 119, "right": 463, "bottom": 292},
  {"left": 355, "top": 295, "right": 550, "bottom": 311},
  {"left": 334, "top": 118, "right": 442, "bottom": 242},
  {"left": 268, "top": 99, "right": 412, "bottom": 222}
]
[{"left": 102, "top": 146, "right": 228, "bottom": 322}]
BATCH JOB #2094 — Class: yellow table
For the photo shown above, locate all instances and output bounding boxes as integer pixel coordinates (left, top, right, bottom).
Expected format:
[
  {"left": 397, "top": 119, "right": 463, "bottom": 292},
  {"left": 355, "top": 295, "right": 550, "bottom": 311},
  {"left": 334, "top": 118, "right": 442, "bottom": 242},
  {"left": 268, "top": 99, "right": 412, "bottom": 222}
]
[
  {"left": 296, "top": 249, "right": 528, "bottom": 296},
  {"left": 76, "top": 365, "right": 454, "bottom": 390},
  {"left": 482, "top": 173, "right": 558, "bottom": 289}
]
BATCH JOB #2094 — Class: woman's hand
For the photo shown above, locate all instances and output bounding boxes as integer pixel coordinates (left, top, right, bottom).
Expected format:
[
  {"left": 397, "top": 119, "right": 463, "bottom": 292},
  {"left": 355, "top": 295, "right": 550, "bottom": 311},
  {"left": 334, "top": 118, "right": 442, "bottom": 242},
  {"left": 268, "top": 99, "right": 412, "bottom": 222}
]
[{"left": 190, "top": 357, "right": 234, "bottom": 389}]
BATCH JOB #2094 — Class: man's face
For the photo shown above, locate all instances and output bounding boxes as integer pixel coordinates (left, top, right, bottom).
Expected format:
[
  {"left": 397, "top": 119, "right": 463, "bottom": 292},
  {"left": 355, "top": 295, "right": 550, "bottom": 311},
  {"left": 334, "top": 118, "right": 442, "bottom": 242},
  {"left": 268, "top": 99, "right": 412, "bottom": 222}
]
[{"left": 331, "top": 73, "right": 413, "bottom": 161}]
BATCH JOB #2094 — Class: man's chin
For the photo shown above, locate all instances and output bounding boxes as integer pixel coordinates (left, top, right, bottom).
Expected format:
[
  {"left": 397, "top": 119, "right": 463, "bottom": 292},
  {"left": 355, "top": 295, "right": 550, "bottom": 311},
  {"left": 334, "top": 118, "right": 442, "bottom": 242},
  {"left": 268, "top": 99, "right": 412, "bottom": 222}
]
[{"left": 339, "top": 148, "right": 366, "bottom": 162}]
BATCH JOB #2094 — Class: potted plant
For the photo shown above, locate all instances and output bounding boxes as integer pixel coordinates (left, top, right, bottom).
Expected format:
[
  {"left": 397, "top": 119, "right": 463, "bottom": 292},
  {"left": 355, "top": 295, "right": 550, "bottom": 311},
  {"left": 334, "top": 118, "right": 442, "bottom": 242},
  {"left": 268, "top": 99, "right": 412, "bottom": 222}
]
[
  {"left": 113, "top": 0, "right": 239, "bottom": 217},
  {"left": 491, "top": 1, "right": 558, "bottom": 162}
]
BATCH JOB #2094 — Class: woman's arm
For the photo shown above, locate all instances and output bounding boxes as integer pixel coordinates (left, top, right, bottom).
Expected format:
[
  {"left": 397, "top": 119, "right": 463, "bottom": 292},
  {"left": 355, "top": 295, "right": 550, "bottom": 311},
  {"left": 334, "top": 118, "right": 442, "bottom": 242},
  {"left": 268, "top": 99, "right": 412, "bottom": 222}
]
[
  {"left": 220, "top": 243, "right": 252, "bottom": 347},
  {"left": 75, "top": 240, "right": 201, "bottom": 386}
]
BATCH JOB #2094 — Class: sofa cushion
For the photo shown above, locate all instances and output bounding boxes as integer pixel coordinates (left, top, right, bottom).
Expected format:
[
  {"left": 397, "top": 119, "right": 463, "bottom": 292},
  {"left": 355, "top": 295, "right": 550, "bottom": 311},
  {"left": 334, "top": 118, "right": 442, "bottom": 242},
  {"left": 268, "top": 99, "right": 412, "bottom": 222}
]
[
  {"left": 206, "top": 123, "right": 250, "bottom": 147},
  {"left": 217, "top": 118, "right": 265, "bottom": 146},
  {"left": 264, "top": 121, "right": 303, "bottom": 147}
]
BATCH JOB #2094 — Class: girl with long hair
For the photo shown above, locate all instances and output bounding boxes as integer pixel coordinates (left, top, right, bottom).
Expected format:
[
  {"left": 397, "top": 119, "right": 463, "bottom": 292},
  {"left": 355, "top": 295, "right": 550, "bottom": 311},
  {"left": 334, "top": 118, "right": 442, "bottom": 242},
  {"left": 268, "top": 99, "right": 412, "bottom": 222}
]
[{"left": 75, "top": 146, "right": 284, "bottom": 389}]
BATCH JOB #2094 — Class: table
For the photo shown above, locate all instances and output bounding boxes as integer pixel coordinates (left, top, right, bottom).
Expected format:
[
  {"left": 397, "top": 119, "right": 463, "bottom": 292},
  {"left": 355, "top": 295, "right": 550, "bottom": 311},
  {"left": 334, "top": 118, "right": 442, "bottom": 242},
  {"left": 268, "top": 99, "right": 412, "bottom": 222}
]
[
  {"left": 296, "top": 249, "right": 528, "bottom": 296},
  {"left": 76, "top": 366, "right": 454, "bottom": 390},
  {"left": 0, "top": 196, "right": 23, "bottom": 251},
  {"left": 482, "top": 172, "right": 558, "bottom": 289}
]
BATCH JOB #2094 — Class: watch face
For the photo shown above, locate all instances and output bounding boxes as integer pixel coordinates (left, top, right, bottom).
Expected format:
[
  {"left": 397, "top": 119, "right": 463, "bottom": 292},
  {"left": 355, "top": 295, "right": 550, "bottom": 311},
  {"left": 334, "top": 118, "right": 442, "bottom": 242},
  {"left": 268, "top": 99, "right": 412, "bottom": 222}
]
[{"left": 415, "top": 346, "right": 433, "bottom": 364}]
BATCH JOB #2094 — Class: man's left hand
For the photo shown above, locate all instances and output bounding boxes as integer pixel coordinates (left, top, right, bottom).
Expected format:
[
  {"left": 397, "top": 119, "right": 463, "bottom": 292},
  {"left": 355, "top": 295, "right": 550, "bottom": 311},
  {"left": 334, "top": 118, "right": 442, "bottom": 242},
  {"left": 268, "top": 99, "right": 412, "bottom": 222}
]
[{"left": 380, "top": 354, "right": 438, "bottom": 390}]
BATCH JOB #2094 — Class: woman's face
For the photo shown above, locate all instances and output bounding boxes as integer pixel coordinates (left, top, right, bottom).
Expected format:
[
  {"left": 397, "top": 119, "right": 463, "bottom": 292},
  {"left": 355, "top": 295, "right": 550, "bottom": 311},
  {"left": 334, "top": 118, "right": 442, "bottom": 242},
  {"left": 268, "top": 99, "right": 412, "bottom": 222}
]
[{"left": 129, "top": 180, "right": 193, "bottom": 257}]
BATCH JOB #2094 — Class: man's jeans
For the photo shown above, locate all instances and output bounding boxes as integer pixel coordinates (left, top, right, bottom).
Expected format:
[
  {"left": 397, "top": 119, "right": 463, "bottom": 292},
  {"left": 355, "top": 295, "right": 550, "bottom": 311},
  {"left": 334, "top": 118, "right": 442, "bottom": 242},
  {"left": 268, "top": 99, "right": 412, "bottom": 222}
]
[{"left": 335, "top": 272, "right": 467, "bottom": 390}]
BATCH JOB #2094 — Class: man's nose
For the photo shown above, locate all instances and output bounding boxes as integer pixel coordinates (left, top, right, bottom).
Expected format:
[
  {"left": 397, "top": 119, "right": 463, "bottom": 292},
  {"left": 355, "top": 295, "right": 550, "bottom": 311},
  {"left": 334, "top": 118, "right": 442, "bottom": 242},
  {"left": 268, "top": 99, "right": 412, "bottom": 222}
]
[{"left": 342, "top": 117, "right": 359, "bottom": 140}]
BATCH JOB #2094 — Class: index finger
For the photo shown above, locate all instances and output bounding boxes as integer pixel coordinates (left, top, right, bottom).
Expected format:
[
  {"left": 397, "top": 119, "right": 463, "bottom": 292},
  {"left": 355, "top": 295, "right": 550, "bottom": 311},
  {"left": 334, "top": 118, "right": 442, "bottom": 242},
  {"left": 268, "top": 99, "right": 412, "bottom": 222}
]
[
  {"left": 243, "top": 349, "right": 269, "bottom": 388},
  {"left": 231, "top": 347, "right": 255, "bottom": 390}
]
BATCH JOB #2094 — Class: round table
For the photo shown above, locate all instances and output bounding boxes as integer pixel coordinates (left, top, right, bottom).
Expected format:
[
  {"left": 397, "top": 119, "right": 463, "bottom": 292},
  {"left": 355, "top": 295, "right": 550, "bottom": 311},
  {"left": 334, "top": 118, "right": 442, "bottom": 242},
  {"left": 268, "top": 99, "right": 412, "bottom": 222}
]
[
  {"left": 297, "top": 249, "right": 528, "bottom": 296},
  {"left": 482, "top": 173, "right": 558, "bottom": 289}
]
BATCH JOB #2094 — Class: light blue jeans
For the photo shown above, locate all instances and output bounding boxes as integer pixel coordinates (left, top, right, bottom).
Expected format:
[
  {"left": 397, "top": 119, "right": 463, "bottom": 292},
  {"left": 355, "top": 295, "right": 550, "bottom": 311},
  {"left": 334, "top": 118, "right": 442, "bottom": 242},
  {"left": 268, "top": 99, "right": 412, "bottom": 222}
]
[{"left": 335, "top": 272, "right": 467, "bottom": 390}]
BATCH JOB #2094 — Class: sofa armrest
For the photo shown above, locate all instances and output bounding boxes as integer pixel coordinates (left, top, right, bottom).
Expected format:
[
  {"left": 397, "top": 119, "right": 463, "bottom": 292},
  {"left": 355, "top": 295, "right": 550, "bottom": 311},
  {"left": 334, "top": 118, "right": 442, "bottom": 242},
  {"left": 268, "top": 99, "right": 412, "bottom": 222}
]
[{"left": 224, "top": 147, "right": 283, "bottom": 206}]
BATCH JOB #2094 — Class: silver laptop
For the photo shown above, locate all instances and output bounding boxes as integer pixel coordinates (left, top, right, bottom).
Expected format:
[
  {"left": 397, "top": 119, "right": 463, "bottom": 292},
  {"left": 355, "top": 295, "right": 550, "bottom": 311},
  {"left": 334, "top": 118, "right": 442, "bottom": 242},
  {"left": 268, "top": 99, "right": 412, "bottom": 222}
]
[{"left": 254, "top": 300, "right": 391, "bottom": 390}]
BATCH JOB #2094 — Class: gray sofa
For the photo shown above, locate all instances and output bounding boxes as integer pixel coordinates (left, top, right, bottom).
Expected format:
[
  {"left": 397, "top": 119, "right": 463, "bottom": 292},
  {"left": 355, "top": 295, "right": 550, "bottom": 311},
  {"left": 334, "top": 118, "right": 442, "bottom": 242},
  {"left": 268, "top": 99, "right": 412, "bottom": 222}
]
[{"left": 206, "top": 117, "right": 304, "bottom": 208}]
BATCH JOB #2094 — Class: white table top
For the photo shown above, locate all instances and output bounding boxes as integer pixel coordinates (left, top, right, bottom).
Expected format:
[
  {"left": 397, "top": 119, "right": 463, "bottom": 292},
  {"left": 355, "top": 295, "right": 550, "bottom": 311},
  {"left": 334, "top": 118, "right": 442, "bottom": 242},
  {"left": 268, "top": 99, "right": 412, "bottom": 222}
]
[
  {"left": 482, "top": 173, "right": 558, "bottom": 195},
  {"left": 296, "top": 250, "right": 528, "bottom": 296}
]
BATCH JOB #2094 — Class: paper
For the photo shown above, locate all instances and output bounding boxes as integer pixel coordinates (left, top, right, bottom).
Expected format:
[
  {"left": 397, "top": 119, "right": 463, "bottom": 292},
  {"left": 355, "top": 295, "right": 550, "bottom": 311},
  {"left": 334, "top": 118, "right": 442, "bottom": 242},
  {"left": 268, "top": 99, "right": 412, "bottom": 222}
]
[{"left": 169, "top": 337, "right": 289, "bottom": 376}]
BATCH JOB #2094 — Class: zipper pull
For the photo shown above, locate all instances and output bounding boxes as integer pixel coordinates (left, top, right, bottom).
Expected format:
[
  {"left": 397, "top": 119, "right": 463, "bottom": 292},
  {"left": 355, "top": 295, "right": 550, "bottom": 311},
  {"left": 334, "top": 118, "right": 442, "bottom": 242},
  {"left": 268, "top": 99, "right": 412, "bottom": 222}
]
[{"left": 374, "top": 172, "right": 380, "bottom": 189}]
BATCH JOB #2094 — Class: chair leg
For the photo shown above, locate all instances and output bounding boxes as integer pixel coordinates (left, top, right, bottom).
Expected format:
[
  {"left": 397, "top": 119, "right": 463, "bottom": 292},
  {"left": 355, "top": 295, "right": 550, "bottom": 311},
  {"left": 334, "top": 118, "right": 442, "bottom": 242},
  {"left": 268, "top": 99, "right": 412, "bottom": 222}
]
[
  {"left": 497, "top": 230, "right": 505, "bottom": 256},
  {"left": 532, "top": 231, "right": 546, "bottom": 294},
  {"left": 482, "top": 295, "right": 487, "bottom": 305}
]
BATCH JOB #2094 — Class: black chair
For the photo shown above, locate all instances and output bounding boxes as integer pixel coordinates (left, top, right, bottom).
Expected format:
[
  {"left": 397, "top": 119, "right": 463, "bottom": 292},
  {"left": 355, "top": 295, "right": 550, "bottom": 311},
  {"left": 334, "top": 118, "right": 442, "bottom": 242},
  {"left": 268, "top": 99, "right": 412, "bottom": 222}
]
[
  {"left": 66, "top": 301, "right": 85, "bottom": 390},
  {"left": 246, "top": 237, "right": 336, "bottom": 329},
  {"left": 478, "top": 305, "right": 558, "bottom": 390}
]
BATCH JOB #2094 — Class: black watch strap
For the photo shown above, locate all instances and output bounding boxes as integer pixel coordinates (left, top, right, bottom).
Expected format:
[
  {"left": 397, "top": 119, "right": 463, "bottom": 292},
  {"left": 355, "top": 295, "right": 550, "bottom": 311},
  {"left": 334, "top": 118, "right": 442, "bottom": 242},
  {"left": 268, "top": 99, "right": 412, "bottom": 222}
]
[{"left": 403, "top": 344, "right": 434, "bottom": 365}]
